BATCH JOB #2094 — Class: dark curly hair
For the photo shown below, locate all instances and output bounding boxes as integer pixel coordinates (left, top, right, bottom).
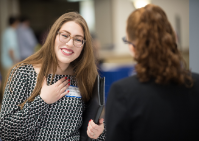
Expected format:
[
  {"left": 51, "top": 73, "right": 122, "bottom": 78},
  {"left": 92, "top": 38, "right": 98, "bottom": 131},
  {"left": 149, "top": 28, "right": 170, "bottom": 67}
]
[{"left": 127, "top": 4, "right": 193, "bottom": 87}]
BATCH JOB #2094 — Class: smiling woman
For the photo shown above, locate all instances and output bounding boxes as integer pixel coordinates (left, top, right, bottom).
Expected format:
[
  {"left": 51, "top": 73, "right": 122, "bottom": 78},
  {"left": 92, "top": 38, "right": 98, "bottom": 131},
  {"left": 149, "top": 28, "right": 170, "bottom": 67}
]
[
  {"left": 0, "top": 12, "right": 106, "bottom": 141},
  {"left": 54, "top": 21, "right": 84, "bottom": 67}
]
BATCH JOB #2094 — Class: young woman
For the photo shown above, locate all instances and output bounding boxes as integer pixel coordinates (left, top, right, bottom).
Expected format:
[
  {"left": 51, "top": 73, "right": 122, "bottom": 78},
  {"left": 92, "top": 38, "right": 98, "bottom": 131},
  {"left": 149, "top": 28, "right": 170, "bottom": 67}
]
[
  {"left": 105, "top": 4, "right": 199, "bottom": 141},
  {"left": 0, "top": 12, "right": 105, "bottom": 141}
]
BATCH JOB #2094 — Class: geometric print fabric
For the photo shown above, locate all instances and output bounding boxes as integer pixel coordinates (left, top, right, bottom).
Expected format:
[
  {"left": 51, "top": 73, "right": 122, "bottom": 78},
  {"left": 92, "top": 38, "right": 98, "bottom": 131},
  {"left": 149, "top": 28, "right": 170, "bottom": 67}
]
[{"left": 0, "top": 64, "right": 105, "bottom": 141}]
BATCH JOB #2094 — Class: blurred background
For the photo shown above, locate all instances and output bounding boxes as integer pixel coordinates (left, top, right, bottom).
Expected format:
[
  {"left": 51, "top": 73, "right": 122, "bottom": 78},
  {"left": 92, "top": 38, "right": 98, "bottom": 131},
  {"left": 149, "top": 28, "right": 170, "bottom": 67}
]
[{"left": 0, "top": 0, "right": 193, "bottom": 104}]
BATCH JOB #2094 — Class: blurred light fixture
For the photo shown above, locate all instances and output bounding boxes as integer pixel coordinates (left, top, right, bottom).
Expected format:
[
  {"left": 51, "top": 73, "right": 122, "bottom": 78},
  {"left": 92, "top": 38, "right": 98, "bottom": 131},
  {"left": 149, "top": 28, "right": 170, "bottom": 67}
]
[
  {"left": 132, "top": 0, "right": 151, "bottom": 9},
  {"left": 67, "top": 0, "right": 83, "bottom": 2},
  {"left": 67, "top": 0, "right": 91, "bottom": 2}
]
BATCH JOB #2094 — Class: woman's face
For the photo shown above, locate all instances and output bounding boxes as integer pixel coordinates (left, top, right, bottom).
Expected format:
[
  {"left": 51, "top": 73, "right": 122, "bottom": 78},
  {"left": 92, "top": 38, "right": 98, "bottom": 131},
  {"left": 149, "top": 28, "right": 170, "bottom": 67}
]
[{"left": 54, "top": 21, "right": 84, "bottom": 66}]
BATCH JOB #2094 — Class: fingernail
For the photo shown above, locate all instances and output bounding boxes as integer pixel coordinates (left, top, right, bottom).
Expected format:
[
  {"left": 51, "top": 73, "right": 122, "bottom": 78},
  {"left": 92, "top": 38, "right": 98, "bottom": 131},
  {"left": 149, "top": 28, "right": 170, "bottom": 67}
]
[
  {"left": 89, "top": 119, "right": 91, "bottom": 122},
  {"left": 65, "top": 77, "right": 67, "bottom": 79},
  {"left": 68, "top": 83, "right": 70, "bottom": 86},
  {"left": 68, "top": 90, "right": 69, "bottom": 93},
  {"left": 68, "top": 79, "right": 70, "bottom": 81}
]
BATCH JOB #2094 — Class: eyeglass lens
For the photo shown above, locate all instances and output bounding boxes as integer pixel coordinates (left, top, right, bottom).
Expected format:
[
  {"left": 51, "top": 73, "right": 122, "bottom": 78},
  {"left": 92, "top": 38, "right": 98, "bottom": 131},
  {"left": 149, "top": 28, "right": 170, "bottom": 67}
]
[{"left": 59, "top": 32, "right": 84, "bottom": 47}]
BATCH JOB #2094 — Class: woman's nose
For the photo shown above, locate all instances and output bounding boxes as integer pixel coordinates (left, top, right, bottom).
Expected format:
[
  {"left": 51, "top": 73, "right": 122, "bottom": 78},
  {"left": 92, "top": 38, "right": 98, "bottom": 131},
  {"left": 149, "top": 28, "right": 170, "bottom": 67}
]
[{"left": 66, "top": 38, "right": 74, "bottom": 47}]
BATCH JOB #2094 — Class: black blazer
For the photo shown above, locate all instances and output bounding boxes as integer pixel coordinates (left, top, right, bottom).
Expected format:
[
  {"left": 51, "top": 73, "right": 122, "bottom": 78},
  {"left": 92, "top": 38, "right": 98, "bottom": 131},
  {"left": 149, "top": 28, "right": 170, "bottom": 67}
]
[{"left": 105, "top": 73, "right": 199, "bottom": 141}]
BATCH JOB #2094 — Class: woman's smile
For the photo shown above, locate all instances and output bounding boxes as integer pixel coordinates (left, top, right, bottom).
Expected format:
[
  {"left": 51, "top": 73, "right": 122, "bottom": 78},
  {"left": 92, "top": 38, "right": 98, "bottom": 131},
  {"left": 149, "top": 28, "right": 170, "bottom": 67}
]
[{"left": 61, "top": 48, "right": 74, "bottom": 56}]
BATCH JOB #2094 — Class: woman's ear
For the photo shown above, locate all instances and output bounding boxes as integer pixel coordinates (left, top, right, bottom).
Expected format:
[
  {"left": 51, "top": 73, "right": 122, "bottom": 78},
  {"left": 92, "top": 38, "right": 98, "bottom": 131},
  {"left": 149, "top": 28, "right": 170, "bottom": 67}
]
[{"left": 128, "top": 44, "right": 135, "bottom": 57}]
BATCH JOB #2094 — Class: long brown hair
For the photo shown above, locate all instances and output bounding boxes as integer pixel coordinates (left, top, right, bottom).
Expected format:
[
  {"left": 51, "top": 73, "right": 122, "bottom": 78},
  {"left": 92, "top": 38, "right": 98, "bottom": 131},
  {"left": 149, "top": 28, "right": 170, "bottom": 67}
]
[
  {"left": 127, "top": 4, "right": 193, "bottom": 87},
  {"left": 4, "top": 12, "right": 98, "bottom": 109}
]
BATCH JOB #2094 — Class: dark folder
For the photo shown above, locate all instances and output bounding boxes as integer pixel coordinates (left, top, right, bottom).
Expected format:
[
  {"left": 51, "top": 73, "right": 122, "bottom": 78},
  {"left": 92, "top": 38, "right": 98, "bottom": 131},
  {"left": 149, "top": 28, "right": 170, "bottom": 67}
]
[{"left": 80, "top": 75, "right": 105, "bottom": 141}]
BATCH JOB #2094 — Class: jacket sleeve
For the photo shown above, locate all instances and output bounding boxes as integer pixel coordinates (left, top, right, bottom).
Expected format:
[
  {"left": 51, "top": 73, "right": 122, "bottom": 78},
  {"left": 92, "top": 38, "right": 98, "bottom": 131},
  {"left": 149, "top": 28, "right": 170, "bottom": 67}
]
[
  {"left": 0, "top": 66, "right": 49, "bottom": 140},
  {"left": 105, "top": 81, "right": 131, "bottom": 141}
]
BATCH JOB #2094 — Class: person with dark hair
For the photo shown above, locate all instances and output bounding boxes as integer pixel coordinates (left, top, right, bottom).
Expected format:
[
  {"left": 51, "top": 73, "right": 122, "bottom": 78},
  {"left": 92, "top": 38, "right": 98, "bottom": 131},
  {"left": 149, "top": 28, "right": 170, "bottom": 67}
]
[
  {"left": 105, "top": 4, "right": 199, "bottom": 141},
  {"left": 0, "top": 71, "right": 2, "bottom": 104},
  {"left": 8, "top": 16, "right": 18, "bottom": 25},
  {"left": 1, "top": 16, "right": 20, "bottom": 83},
  {"left": 0, "top": 12, "right": 105, "bottom": 140},
  {"left": 0, "top": 71, "right": 1, "bottom": 89},
  {"left": 17, "top": 16, "right": 38, "bottom": 61},
  {"left": 0, "top": 71, "right": 1, "bottom": 88}
]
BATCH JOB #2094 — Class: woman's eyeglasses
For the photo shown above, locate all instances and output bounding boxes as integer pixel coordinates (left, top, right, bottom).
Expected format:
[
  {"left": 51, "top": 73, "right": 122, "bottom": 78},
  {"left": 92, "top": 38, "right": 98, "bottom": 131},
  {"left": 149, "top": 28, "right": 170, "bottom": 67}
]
[
  {"left": 58, "top": 31, "right": 86, "bottom": 48},
  {"left": 122, "top": 37, "right": 136, "bottom": 47}
]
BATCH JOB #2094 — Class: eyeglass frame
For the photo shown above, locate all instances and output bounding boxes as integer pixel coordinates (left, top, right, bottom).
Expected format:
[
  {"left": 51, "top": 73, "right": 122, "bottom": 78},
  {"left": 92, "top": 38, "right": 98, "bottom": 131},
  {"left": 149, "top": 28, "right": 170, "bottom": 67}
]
[
  {"left": 57, "top": 31, "right": 86, "bottom": 48},
  {"left": 122, "top": 37, "right": 136, "bottom": 47}
]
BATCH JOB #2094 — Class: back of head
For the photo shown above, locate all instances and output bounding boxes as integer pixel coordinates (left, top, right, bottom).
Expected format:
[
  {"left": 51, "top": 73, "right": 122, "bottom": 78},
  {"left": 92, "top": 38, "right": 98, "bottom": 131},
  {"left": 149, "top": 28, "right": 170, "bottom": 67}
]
[
  {"left": 8, "top": 16, "right": 18, "bottom": 26},
  {"left": 127, "top": 4, "right": 192, "bottom": 87},
  {"left": 19, "top": 16, "right": 29, "bottom": 23}
]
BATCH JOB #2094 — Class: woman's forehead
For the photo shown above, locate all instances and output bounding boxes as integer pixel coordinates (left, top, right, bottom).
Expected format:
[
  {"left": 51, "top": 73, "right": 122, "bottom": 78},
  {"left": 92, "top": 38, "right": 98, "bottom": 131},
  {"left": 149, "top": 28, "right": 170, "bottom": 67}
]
[{"left": 59, "top": 21, "right": 84, "bottom": 37}]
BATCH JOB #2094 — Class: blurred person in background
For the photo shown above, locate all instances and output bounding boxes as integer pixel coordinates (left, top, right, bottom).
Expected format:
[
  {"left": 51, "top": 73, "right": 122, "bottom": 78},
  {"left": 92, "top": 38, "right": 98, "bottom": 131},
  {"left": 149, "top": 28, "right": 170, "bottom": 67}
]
[
  {"left": 105, "top": 4, "right": 199, "bottom": 141},
  {"left": 0, "top": 72, "right": 1, "bottom": 89},
  {"left": 17, "top": 16, "right": 38, "bottom": 61},
  {"left": 91, "top": 33, "right": 105, "bottom": 72},
  {"left": 0, "top": 12, "right": 105, "bottom": 140},
  {"left": 1, "top": 16, "right": 20, "bottom": 83},
  {"left": 91, "top": 33, "right": 101, "bottom": 65},
  {"left": 0, "top": 71, "right": 2, "bottom": 105}
]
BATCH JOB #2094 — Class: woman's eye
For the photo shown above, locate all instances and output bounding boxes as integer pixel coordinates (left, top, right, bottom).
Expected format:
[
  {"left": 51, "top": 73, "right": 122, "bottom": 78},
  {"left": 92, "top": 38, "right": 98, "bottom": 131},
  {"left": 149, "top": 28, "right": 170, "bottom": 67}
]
[
  {"left": 62, "top": 34, "right": 69, "bottom": 38},
  {"left": 75, "top": 38, "right": 82, "bottom": 42}
]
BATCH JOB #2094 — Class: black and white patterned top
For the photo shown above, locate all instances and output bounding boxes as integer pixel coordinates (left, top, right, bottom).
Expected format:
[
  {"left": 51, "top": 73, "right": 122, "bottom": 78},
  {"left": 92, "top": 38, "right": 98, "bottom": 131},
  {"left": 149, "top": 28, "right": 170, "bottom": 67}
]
[{"left": 0, "top": 64, "right": 106, "bottom": 141}]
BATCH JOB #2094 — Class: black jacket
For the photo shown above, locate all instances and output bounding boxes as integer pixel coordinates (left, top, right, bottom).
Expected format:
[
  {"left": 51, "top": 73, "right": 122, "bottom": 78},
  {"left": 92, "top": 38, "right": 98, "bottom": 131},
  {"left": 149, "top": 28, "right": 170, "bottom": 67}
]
[{"left": 105, "top": 73, "right": 199, "bottom": 141}]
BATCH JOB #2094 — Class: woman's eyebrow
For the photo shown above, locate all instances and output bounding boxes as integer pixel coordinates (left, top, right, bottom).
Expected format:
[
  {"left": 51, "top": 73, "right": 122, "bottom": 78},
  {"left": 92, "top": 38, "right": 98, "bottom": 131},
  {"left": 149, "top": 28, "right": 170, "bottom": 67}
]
[
  {"left": 60, "top": 30, "right": 70, "bottom": 34},
  {"left": 75, "top": 35, "right": 84, "bottom": 38},
  {"left": 60, "top": 30, "right": 84, "bottom": 38}
]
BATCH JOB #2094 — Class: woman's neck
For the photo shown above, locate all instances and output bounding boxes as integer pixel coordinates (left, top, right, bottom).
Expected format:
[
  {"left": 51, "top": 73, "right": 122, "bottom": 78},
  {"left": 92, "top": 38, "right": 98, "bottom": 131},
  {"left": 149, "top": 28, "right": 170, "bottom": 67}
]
[
  {"left": 55, "top": 63, "right": 74, "bottom": 75},
  {"left": 33, "top": 63, "right": 74, "bottom": 75}
]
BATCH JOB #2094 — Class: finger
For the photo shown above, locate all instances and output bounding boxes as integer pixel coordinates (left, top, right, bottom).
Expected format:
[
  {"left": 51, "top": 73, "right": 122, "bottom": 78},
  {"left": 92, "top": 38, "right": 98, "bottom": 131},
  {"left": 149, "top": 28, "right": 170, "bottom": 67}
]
[
  {"left": 87, "top": 121, "right": 93, "bottom": 132},
  {"left": 88, "top": 122, "right": 100, "bottom": 139},
  {"left": 58, "top": 79, "right": 70, "bottom": 89},
  {"left": 88, "top": 120, "right": 96, "bottom": 133},
  {"left": 87, "top": 131, "right": 95, "bottom": 139},
  {"left": 87, "top": 125, "right": 95, "bottom": 137},
  {"left": 99, "top": 118, "right": 104, "bottom": 125},
  {"left": 60, "top": 84, "right": 69, "bottom": 94},
  {"left": 89, "top": 120, "right": 99, "bottom": 132},
  {"left": 87, "top": 129, "right": 93, "bottom": 138},
  {"left": 87, "top": 128, "right": 97, "bottom": 139},
  {"left": 55, "top": 77, "right": 67, "bottom": 87},
  {"left": 60, "top": 90, "right": 69, "bottom": 98}
]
